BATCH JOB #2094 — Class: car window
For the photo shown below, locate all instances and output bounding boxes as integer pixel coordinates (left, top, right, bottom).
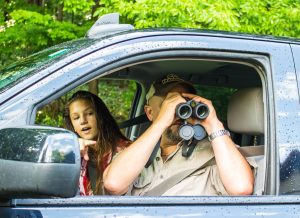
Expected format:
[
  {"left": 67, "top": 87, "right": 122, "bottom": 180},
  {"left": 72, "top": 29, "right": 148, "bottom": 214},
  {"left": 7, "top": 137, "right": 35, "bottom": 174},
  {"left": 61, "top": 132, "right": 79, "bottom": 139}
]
[
  {"left": 35, "top": 79, "right": 137, "bottom": 127},
  {"left": 32, "top": 52, "right": 265, "bottom": 197}
]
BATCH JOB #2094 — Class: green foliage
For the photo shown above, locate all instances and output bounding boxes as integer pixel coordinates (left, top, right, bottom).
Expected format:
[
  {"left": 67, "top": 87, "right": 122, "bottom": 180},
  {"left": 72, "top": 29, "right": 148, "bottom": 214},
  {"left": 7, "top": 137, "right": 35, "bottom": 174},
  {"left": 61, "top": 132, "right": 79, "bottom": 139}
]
[
  {"left": 0, "top": 0, "right": 4, "bottom": 23},
  {"left": 96, "top": 0, "right": 300, "bottom": 38},
  {"left": 98, "top": 80, "right": 136, "bottom": 123},
  {"left": 63, "top": 0, "right": 95, "bottom": 15},
  {"left": 36, "top": 111, "right": 64, "bottom": 127},
  {"left": 237, "top": 0, "right": 300, "bottom": 37},
  {"left": 0, "top": 9, "right": 89, "bottom": 67},
  {"left": 195, "top": 85, "right": 236, "bottom": 122},
  {"left": 58, "top": 0, "right": 95, "bottom": 24}
]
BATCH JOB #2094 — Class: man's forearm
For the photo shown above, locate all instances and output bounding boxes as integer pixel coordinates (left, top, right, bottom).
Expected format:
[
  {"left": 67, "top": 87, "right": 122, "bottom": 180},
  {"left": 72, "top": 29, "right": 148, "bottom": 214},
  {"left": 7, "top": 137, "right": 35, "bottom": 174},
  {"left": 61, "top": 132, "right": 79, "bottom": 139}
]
[
  {"left": 103, "top": 121, "right": 167, "bottom": 195},
  {"left": 211, "top": 133, "right": 254, "bottom": 195}
]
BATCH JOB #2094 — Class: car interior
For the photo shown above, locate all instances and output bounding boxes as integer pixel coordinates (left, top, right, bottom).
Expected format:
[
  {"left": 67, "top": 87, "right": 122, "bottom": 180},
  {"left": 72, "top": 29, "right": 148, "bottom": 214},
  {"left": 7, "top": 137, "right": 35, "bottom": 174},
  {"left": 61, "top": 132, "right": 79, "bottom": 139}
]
[{"left": 35, "top": 57, "right": 266, "bottom": 195}]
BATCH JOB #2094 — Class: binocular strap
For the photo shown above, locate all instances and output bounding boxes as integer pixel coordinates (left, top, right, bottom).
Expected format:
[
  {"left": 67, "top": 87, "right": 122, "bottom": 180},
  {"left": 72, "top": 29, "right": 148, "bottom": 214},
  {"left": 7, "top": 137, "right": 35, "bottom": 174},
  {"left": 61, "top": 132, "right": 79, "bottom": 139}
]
[{"left": 182, "top": 139, "right": 198, "bottom": 157}]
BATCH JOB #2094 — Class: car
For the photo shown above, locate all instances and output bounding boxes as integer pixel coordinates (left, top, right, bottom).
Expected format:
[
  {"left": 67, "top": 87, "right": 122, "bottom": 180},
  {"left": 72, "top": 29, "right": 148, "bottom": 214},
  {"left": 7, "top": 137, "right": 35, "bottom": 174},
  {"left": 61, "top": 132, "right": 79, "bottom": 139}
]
[{"left": 1, "top": 12, "right": 300, "bottom": 217}]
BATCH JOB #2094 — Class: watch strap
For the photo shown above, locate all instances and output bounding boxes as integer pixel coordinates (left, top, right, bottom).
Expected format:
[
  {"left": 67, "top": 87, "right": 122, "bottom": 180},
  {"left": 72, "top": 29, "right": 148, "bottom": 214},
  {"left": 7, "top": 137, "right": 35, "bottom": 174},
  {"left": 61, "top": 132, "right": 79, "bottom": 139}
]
[{"left": 208, "top": 129, "right": 230, "bottom": 142}]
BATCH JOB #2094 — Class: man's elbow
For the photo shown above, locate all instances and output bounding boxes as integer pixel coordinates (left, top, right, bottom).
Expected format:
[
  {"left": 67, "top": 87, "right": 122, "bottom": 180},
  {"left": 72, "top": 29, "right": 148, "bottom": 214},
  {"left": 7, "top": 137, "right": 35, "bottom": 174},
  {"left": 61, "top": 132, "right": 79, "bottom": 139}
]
[
  {"left": 230, "top": 182, "right": 254, "bottom": 195},
  {"left": 103, "top": 178, "right": 128, "bottom": 196}
]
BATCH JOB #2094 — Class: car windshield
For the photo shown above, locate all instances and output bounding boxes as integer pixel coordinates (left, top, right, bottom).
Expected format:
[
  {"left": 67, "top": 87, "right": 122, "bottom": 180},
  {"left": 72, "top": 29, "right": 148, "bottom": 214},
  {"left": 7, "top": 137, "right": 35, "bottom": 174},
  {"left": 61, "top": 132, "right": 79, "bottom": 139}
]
[{"left": 0, "top": 38, "right": 95, "bottom": 93}]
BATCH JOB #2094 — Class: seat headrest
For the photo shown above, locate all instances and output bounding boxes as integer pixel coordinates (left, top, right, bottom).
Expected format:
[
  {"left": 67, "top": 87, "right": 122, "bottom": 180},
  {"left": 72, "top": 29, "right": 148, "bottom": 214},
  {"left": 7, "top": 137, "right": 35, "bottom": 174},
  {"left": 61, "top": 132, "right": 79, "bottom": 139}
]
[{"left": 227, "top": 88, "right": 264, "bottom": 135}]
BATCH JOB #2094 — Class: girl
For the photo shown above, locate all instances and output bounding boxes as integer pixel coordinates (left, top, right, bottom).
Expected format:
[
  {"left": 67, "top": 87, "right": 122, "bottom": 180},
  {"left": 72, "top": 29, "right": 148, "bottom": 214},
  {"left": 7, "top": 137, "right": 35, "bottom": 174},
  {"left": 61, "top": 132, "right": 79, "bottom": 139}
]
[{"left": 64, "top": 90, "right": 130, "bottom": 195}]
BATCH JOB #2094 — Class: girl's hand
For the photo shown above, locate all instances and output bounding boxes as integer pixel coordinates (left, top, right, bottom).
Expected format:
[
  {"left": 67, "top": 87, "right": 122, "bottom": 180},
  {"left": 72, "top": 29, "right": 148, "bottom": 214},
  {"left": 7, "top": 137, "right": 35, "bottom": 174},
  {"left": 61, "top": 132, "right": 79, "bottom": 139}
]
[{"left": 78, "top": 138, "right": 96, "bottom": 161}]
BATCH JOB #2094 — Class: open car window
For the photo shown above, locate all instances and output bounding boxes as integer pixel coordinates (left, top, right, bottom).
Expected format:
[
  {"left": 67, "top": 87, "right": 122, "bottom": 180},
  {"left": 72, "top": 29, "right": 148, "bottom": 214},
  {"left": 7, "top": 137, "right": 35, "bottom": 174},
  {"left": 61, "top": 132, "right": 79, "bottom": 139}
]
[
  {"left": 34, "top": 57, "right": 266, "bottom": 197},
  {"left": 36, "top": 79, "right": 137, "bottom": 128}
]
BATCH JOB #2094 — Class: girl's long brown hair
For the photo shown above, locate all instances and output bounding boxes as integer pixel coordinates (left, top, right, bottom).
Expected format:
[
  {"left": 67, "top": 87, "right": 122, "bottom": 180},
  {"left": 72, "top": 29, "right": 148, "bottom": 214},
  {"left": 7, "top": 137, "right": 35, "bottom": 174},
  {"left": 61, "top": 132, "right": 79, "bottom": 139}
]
[{"left": 64, "top": 90, "right": 128, "bottom": 194}]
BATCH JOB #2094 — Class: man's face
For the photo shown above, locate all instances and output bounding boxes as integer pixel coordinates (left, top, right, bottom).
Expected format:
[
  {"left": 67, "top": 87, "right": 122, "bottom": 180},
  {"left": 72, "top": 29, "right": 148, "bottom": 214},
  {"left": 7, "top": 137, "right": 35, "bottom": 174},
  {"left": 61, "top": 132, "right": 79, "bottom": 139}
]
[{"left": 146, "top": 85, "right": 192, "bottom": 143}]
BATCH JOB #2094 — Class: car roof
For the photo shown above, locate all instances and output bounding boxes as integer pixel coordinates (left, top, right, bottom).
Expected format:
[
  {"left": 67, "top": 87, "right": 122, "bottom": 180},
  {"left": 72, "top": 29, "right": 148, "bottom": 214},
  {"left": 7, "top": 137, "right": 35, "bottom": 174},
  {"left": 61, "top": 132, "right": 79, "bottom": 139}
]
[
  {"left": 89, "top": 28, "right": 300, "bottom": 45},
  {"left": 0, "top": 24, "right": 292, "bottom": 102}
]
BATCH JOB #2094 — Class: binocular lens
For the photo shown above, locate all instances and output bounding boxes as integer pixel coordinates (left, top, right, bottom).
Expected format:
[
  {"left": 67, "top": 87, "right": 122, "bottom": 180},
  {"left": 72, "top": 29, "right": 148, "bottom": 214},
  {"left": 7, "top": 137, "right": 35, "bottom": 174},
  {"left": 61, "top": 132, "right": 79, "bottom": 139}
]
[
  {"left": 178, "top": 124, "right": 194, "bottom": 140},
  {"left": 178, "top": 124, "right": 206, "bottom": 141},
  {"left": 177, "top": 104, "right": 192, "bottom": 119},
  {"left": 194, "top": 104, "right": 209, "bottom": 119},
  {"left": 193, "top": 124, "right": 206, "bottom": 140}
]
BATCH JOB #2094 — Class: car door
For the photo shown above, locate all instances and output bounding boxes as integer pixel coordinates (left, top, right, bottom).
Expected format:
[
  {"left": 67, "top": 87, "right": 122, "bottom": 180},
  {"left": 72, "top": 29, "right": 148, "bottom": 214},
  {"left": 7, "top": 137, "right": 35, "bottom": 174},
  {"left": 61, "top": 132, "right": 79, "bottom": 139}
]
[{"left": 1, "top": 31, "right": 300, "bottom": 217}]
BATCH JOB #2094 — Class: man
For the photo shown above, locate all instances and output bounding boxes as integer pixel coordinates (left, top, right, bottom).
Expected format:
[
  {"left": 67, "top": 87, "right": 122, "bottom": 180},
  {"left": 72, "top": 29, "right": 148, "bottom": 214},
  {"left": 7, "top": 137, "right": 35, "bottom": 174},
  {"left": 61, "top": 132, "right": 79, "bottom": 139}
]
[{"left": 103, "top": 74, "right": 254, "bottom": 196}]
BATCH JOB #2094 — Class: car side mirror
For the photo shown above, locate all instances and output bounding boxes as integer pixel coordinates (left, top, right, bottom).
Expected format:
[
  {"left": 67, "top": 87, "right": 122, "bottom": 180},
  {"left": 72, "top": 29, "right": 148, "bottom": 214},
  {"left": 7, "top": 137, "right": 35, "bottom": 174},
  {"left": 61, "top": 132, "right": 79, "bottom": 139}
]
[{"left": 0, "top": 126, "right": 80, "bottom": 199}]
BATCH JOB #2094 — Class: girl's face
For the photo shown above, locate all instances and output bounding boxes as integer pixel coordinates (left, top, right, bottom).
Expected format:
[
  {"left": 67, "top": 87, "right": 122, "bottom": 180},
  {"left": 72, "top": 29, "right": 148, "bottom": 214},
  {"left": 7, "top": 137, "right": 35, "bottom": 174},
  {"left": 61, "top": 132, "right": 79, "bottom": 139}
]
[{"left": 69, "top": 99, "right": 99, "bottom": 140}]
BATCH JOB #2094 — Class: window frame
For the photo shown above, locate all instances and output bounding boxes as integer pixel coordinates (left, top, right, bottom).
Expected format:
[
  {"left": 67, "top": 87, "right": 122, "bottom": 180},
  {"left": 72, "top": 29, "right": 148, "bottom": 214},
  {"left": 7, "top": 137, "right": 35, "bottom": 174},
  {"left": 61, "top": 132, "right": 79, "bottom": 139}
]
[{"left": 28, "top": 50, "right": 271, "bottom": 200}]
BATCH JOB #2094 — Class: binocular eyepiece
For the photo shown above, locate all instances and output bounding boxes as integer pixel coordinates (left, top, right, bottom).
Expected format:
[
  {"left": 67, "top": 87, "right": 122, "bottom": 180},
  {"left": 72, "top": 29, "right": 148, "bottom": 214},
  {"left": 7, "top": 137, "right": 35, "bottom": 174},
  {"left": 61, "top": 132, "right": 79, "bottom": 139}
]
[{"left": 176, "top": 100, "right": 209, "bottom": 120}]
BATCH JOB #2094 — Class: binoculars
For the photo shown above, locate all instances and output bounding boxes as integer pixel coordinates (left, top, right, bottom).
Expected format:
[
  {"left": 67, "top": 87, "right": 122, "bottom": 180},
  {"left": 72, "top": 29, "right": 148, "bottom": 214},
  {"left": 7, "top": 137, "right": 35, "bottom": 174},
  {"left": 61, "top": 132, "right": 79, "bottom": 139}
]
[
  {"left": 176, "top": 100, "right": 209, "bottom": 120},
  {"left": 176, "top": 100, "right": 209, "bottom": 141}
]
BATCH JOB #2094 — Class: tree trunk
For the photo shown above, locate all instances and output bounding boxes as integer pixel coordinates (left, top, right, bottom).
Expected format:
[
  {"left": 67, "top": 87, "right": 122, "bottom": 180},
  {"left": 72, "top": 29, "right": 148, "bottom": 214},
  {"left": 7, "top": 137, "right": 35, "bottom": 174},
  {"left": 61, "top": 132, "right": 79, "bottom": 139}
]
[
  {"left": 91, "top": 0, "right": 100, "bottom": 20},
  {"left": 88, "top": 80, "right": 99, "bottom": 95},
  {"left": 4, "top": 0, "right": 10, "bottom": 21},
  {"left": 57, "top": 3, "right": 64, "bottom": 21},
  {"left": 41, "top": 0, "right": 46, "bottom": 13},
  {"left": 27, "top": 0, "right": 42, "bottom": 6}
]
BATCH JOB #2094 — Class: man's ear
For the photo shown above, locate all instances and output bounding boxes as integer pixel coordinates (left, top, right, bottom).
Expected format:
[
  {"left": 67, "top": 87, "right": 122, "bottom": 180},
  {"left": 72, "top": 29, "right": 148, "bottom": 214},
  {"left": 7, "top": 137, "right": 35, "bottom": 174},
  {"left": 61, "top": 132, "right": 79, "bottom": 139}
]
[{"left": 144, "top": 105, "right": 153, "bottom": 121}]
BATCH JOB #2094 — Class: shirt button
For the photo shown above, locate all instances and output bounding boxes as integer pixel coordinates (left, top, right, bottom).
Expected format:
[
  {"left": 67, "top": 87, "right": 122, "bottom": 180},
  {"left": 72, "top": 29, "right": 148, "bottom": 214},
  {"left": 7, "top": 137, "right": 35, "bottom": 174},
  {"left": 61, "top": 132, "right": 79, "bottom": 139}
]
[{"left": 156, "top": 157, "right": 160, "bottom": 161}]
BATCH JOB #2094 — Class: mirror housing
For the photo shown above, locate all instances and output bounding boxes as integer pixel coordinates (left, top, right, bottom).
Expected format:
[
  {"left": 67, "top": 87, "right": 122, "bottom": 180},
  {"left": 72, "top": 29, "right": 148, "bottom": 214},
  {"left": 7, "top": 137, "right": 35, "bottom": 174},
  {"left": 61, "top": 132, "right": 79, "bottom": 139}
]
[{"left": 0, "top": 126, "right": 80, "bottom": 199}]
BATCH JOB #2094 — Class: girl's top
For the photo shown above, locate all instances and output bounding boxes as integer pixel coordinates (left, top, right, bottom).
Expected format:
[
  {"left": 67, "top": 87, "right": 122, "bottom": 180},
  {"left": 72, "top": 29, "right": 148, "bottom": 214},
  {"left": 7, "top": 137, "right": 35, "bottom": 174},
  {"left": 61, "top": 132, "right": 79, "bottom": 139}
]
[{"left": 79, "top": 138, "right": 130, "bottom": 196}]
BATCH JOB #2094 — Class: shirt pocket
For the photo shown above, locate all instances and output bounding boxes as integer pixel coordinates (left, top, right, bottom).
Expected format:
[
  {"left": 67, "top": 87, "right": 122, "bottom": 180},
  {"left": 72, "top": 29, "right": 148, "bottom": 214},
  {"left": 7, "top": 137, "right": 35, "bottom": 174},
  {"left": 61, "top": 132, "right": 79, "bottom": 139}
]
[
  {"left": 133, "top": 172, "right": 153, "bottom": 189},
  {"left": 189, "top": 167, "right": 207, "bottom": 177}
]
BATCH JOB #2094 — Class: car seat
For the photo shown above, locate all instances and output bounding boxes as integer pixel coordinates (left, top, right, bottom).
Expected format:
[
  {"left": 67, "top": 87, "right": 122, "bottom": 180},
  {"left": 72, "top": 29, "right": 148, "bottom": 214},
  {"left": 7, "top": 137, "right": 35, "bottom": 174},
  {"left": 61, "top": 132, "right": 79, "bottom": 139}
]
[{"left": 227, "top": 87, "right": 265, "bottom": 195}]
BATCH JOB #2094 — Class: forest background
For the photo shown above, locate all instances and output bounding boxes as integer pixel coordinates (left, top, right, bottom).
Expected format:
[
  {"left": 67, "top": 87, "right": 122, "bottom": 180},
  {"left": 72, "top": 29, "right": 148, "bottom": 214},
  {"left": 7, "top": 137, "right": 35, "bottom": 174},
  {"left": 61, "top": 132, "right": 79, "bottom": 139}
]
[{"left": 1, "top": 0, "right": 300, "bottom": 125}]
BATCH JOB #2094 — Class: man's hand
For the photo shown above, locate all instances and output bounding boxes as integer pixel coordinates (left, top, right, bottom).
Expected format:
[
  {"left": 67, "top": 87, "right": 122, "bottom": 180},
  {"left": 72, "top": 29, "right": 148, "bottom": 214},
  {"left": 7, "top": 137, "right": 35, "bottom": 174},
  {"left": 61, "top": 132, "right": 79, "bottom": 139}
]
[
  {"left": 78, "top": 138, "right": 96, "bottom": 161},
  {"left": 155, "top": 92, "right": 186, "bottom": 128},
  {"left": 182, "top": 93, "right": 224, "bottom": 135}
]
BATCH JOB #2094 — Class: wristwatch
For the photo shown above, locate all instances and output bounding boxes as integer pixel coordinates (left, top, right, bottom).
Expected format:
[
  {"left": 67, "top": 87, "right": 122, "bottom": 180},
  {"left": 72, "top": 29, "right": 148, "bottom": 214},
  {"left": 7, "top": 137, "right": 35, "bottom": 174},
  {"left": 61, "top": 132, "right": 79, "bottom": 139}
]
[{"left": 208, "top": 129, "right": 231, "bottom": 142}]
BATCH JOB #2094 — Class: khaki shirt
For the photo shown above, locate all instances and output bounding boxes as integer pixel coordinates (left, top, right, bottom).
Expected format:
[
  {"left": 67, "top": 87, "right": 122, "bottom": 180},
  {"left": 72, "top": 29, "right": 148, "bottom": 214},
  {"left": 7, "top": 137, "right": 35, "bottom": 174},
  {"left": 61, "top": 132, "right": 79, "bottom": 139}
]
[{"left": 128, "top": 139, "right": 230, "bottom": 196}]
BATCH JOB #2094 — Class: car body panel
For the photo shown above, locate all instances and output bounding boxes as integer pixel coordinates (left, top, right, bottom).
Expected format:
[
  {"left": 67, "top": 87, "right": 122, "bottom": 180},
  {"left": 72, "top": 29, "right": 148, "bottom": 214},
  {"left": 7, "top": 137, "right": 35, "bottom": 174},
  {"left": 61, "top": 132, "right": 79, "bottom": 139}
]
[{"left": 4, "top": 196, "right": 300, "bottom": 218}]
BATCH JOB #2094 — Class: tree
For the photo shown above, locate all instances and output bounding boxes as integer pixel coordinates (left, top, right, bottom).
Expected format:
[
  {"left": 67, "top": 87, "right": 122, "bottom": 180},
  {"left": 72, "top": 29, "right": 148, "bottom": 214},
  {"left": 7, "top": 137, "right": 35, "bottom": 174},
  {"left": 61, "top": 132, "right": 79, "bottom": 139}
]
[
  {"left": 95, "top": 0, "right": 300, "bottom": 38},
  {"left": 0, "top": 0, "right": 95, "bottom": 68},
  {"left": 0, "top": 9, "right": 89, "bottom": 67}
]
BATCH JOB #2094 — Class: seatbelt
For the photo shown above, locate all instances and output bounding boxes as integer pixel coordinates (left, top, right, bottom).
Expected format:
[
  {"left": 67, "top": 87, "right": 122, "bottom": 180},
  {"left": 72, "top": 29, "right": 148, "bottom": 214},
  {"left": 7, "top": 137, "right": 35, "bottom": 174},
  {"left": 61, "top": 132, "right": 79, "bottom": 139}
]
[
  {"left": 143, "top": 158, "right": 216, "bottom": 196},
  {"left": 145, "top": 140, "right": 161, "bottom": 168},
  {"left": 142, "top": 145, "right": 264, "bottom": 196},
  {"left": 118, "top": 113, "right": 148, "bottom": 129}
]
